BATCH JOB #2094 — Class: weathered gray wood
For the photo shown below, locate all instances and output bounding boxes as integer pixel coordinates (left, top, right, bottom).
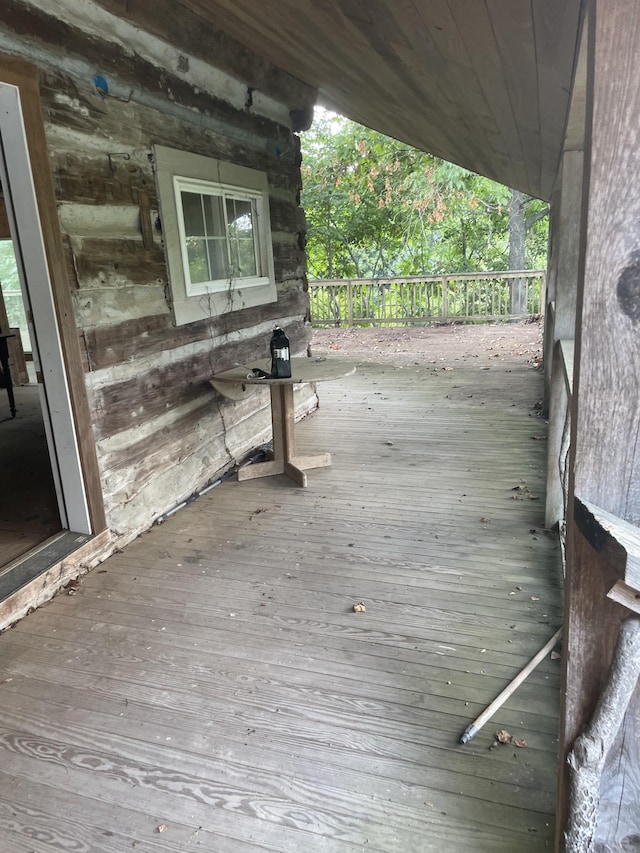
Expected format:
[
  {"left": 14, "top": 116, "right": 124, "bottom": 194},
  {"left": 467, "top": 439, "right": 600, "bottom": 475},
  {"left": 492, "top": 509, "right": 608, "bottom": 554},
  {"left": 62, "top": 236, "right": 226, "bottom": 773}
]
[
  {"left": 0, "top": 1, "right": 313, "bottom": 546},
  {"left": 566, "top": 618, "right": 640, "bottom": 852},
  {"left": 0, "top": 348, "right": 560, "bottom": 851},
  {"left": 171, "top": 0, "right": 581, "bottom": 198},
  {"left": 559, "top": 2, "right": 640, "bottom": 844},
  {"left": 575, "top": 497, "right": 640, "bottom": 589}
]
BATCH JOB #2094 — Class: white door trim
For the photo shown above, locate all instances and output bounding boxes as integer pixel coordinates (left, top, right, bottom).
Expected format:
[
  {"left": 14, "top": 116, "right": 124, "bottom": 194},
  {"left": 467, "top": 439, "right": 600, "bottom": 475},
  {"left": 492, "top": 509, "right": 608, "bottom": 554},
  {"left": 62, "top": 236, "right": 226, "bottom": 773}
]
[{"left": 0, "top": 81, "right": 91, "bottom": 534}]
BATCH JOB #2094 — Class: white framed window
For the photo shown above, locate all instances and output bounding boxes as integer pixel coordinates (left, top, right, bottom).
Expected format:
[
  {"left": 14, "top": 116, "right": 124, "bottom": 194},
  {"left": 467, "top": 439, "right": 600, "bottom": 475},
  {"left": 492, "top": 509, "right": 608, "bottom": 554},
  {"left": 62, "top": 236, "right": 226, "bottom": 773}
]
[{"left": 154, "top": 145, "right": 277, "bottom": 325}]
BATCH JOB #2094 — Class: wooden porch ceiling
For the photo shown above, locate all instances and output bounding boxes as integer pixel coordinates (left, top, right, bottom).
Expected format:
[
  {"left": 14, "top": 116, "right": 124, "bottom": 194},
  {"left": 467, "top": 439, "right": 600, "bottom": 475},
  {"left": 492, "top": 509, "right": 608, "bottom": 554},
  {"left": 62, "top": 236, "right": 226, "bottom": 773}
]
[
  {"left": 141, "top": 0, "right": 582, "bottom": 201},
  {"left": 0, "top": 332, "right": 562, "bottom": 851}
]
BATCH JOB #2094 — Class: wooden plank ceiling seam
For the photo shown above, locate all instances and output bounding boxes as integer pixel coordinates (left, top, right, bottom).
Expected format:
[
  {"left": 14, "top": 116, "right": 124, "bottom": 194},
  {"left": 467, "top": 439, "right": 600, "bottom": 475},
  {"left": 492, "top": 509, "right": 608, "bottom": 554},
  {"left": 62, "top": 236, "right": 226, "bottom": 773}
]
[{"left": 140, "top": 0, "right": 585, "bottom": 200}]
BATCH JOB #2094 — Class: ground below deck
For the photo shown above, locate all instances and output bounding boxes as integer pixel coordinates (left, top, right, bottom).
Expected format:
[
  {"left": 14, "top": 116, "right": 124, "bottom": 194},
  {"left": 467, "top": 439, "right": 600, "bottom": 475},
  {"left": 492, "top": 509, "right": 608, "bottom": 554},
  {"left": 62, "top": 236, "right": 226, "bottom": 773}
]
[{"left": 0, "top": 322, "right": 562, "bottom": 852}]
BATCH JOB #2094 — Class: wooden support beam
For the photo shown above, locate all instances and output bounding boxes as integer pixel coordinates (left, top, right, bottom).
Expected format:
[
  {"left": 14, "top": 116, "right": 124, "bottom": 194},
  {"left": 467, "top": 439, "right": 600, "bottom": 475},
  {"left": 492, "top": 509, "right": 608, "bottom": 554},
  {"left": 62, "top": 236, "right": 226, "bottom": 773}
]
[
  {"left": 558, "top": 1, "right": 640, "bottom": 847},
  {"left": 545, "top": 148, "right": 582, "bottom": 528},
  {"left": 575, "top": 497, "right": 640, "bottom": 588}
]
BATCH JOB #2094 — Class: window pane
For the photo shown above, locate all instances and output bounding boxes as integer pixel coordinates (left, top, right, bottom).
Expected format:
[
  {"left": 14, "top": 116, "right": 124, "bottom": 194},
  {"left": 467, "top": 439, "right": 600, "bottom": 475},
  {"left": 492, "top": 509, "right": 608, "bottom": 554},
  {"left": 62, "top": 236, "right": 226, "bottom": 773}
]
[
  {"left": 226, "top": 197, "right": 254, "bottom": 239},
  {"left": 181, "top": 192, "right": 205, "bottom": 236},
  {"left": 207, "top": 238, "right": 228, "bottom": 281},
  {"left": 185, "top": 237, "right": 209, "bottom": 283},
  {"left": 236, "top": 238, "right": 257, "bottom": 277},
  {"left": 204, "top": 194, "right": 225, "bottom": 237}
]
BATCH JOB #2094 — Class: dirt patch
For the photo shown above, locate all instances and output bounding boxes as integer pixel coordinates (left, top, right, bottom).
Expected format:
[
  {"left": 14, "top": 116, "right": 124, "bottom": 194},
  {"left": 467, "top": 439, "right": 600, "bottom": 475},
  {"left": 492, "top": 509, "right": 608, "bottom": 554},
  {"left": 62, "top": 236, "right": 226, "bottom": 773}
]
[
  {"left": 311, "top": 320, "right": 545, "bottom": 414},
  {"left": 311, "top": 320, "right": 543, "bottom": 370}
]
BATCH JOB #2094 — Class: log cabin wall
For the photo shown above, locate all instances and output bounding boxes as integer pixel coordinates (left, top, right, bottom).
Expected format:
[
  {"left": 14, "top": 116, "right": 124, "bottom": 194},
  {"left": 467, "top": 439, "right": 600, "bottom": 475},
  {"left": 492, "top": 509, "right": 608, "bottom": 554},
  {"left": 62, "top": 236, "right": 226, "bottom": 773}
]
[{"left": 0, "top": 0, "right": 318, "bottom": 541}]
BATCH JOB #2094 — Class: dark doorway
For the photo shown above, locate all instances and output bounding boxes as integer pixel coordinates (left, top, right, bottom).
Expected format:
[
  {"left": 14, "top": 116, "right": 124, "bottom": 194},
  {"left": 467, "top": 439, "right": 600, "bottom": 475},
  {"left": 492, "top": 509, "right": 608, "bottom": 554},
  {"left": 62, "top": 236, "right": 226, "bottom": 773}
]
[{"left": 0, "top": 236, "right": 61, "bottom": 571}]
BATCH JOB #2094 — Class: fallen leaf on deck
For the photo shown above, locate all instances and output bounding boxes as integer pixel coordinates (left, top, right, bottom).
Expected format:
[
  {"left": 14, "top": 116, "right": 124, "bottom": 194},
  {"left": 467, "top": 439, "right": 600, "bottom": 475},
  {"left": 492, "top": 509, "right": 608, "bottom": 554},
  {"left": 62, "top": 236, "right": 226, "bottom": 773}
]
[
  {"left": 480, "top": 517, "right": 491, "bottom": 523},
  {"left": 513, "top": 739, "right": 528, "bottom": 748},
  {"left": 531, "top": 435, "right": 547, "bottom": 441},
  {"left": 512, "top": 484, "right": 527, "bottom": 491},
  {"left": 353, "top": 602, "right": 366, "bottom": 613},
  {"left": 531, "top": 595, "right": 540, "bottom": 601},
  {"left": 496, "top": 730, "right": 512, "bottom": 743},
  {"left": 157, "top": 824, "right": 168, "bottom": 833},
  {"left": 551, "top": 650, "right": 562, "bottom": 661}
]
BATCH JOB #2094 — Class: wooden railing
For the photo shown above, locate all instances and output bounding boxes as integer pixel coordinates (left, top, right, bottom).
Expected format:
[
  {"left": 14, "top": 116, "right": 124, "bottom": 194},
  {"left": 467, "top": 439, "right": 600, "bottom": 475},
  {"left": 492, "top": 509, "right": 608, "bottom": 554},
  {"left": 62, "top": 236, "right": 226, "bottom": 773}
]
[{"left": 308, "top": 270, "right": 546, "bottom": 327}]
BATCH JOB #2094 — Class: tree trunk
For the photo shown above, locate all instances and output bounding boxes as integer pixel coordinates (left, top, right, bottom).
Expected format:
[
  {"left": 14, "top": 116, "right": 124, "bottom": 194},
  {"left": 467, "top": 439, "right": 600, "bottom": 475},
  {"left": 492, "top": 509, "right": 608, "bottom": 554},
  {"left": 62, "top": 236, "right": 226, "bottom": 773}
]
[
  {"left": 509, "top": 188, "right": 527, "bottom": 314},
  {"left": 326, "top": 201, "right": 333, "bottom": 278}
]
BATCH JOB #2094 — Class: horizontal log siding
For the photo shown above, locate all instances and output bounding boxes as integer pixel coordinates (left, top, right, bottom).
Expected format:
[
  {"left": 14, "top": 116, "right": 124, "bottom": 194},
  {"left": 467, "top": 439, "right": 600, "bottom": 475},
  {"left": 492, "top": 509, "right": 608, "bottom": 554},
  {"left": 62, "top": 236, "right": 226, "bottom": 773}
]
[{"left": 0, "top": 1, "right": 314, "bottom": 541}]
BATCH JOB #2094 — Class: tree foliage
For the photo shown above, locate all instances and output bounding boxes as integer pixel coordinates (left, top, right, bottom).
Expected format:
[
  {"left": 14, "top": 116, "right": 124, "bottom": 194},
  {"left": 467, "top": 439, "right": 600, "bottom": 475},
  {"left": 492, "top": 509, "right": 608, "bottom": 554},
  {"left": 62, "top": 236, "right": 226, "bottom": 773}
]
[{"left": 300, "top": 110, "right": 548, "bottom": 279}]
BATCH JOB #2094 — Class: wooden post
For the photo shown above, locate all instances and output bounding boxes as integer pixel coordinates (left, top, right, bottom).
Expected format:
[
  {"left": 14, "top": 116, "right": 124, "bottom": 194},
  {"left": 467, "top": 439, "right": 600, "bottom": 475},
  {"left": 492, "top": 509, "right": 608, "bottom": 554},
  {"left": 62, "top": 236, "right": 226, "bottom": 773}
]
[
  {"left": 346, "top": 279, "right": 353, "bottom": 327},
  {"left": 558, "top": 1, "right": 640, "bottom": 847},
  {"left": 545, "top": 150, "right": 584, "bottom": 528},
  {"left": 441, "top": 277, "right": 448, "bottom": 322}
]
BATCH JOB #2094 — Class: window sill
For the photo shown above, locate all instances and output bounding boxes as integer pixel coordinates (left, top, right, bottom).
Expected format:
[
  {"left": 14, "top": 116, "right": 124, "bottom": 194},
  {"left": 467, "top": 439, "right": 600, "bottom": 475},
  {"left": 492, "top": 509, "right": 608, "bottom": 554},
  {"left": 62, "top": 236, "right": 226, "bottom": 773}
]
[{"left": 172, "top": 279, "right": 277, "bottom": 326}]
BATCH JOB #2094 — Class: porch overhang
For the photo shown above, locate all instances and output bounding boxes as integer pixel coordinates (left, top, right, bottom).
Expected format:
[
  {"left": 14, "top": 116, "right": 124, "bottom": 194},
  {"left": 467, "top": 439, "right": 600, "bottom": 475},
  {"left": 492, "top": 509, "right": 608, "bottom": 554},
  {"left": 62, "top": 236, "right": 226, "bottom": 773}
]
[{"left": 95, "top": 0, "right": 585, "bottom": 201}]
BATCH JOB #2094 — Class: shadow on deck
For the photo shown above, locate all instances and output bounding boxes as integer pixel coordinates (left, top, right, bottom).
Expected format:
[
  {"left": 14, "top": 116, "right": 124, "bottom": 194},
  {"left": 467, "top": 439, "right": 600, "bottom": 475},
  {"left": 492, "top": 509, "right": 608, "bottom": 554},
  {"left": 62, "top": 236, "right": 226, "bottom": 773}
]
[{"left": 0, "top": 335, "right": 562, "bottom": 852}]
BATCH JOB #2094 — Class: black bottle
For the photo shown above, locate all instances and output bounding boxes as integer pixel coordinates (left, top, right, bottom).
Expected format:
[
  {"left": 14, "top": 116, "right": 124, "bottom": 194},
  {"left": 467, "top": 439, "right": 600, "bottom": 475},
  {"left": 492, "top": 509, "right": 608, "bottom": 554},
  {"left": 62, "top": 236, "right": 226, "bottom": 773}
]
[{"left": 270, "top": 326, "right": 291, "bottom": 378}]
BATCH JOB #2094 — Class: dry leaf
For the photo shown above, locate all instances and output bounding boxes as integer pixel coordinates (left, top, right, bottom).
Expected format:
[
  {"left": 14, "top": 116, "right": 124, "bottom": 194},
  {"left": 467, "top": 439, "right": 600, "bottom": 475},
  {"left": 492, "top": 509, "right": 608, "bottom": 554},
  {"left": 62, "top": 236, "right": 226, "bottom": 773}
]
[
  {"left": 551, "top": 650, "right": 562, "bottom": 661},
  {"left": 512, "top": 484, "right": 527, "bottom": 491},
  {"left": 513, "top": 738, "right": 528, "bottom": 748},
  {"left": 496, "top": 730, "right": 512, "bottom": 744},
  {"left": 157, "top": 824, "right": 168, "bottom": 833},
  {"left": 531, "top": 595, "right": 540, "bottom": 601},
  {"left": 480, "top": 516, "right": 491, "bottom": 523},
  {"left": 353, "top": 602, "right": 366, "bottom": 613}
]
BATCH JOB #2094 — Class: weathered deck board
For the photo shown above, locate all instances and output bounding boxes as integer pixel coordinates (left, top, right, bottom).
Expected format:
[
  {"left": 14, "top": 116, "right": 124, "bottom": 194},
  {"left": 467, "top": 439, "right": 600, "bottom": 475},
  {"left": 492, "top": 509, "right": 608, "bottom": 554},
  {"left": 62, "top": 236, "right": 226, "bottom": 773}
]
[{"left": 0, "top": 351, "right": 561, "bottom": 851}]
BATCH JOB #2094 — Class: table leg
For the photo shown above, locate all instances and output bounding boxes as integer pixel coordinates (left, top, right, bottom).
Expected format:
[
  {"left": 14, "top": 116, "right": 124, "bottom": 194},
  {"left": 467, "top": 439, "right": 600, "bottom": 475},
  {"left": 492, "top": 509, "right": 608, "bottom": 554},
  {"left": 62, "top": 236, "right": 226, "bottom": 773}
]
[{"left": 237, "top": 383, "right": 331, "bottom": 486}]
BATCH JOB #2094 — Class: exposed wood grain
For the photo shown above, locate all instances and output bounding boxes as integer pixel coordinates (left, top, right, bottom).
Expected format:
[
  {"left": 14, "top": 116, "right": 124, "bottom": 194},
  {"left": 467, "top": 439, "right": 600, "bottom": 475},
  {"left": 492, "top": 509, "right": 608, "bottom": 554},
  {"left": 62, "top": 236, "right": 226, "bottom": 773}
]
[
  {"left": 166, "top": 0, "right": 580, "bottom": 198},
  {"left": 532, "top": 1, "right": 583, "bottom": 198},
  {"left": 0, "top": 350, "right": 560, "bottom": 851},
  {"left": 82, "top": 289, "right": 308, "bottom": 373},
  {"left": 93, "top": 0, "right": 316, "bottom": 112},
  {"left": 484, "top": 0, "right": 541, "bottom": 197},
  {"left": 91, "top": 319, "right": 308, "bottom": 439},
  {"left": 0, "top": 54, "right": 107, "bottom": 535},
  {"left": 575, "top": 497, "right": 640, "bottom": 588},
  {"left": 558, "top": 8, "right": 640, "bottom": 836},
  {"left": 0, "top": 3, "right": 312, "bottom": 541},
  {"left": 545, "top": 150, "right": 582, "bottom": 527},
  {"left": 0, "top": 529, "right": 112, "bottom": 632}
]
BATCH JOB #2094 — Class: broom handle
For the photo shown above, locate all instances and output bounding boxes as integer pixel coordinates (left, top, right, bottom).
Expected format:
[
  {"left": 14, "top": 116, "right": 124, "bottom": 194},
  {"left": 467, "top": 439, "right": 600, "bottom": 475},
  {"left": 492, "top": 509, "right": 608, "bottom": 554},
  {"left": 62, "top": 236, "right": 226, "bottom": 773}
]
[{"left": 459, "top": 627, "right": 562, "bottom": 745}]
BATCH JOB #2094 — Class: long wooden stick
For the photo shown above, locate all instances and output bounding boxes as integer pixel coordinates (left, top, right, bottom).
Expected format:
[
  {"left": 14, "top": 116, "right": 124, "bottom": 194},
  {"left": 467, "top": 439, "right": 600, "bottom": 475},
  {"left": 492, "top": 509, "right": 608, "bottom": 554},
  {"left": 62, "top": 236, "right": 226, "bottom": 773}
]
[{"left": 459, "top": 627, "right": 562, "bottom": 744}]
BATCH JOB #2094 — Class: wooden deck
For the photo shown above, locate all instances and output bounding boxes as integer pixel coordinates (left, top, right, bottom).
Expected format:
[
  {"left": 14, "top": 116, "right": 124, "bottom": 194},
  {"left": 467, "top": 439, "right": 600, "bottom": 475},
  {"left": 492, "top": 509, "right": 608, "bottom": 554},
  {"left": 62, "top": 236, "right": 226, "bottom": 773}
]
[{"left": 0, "top": 343, "right": 562, "bottom": 852}]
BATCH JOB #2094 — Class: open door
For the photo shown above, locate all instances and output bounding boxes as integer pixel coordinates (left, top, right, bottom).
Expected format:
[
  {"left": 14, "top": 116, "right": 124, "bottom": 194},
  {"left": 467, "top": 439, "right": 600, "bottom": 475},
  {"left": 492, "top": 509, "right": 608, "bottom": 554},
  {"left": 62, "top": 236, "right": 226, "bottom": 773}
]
[
  {"left": 0, "top": 226, "right": 63, "bottom": 567},
  {"left": 0, "top": 65, "right": 105, "bottom": 596}
]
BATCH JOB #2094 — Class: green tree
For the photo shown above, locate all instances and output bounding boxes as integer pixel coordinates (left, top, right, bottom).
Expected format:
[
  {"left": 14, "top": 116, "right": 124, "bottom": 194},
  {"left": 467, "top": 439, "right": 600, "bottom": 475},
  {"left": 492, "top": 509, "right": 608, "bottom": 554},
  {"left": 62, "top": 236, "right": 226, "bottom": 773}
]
[{"left": 300, "top": 111, "right": 548, "bottom": 279}]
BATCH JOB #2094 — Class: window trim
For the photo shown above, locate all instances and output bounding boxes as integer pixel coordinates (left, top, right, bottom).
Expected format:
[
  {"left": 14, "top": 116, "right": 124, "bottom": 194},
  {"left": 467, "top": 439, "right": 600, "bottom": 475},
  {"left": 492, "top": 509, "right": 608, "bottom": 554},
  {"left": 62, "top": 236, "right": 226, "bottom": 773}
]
[
  {"left": 153, "top": 145, "right": 277, "bottom": 325},
  {"left": 173, "top": 175, "right": 267, "bottom": 297}
]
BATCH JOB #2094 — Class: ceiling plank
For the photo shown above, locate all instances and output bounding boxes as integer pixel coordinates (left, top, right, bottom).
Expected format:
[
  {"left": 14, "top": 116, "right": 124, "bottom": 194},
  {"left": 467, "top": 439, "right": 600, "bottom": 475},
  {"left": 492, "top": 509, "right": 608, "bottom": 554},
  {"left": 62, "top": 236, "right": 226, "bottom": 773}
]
[
  {"left": 90, "top": 0, "right": 582, "bottom": 200},
  {"left": 533, "top": 0, "right": 584, "bottom": 193}
]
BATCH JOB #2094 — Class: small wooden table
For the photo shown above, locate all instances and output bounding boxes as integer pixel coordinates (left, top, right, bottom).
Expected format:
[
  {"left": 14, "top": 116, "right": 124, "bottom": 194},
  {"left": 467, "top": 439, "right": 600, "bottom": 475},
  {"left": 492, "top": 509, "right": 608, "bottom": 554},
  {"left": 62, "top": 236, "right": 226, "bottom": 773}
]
[{"left": 211, "top": 356, "right": 356, "bottom": 487}]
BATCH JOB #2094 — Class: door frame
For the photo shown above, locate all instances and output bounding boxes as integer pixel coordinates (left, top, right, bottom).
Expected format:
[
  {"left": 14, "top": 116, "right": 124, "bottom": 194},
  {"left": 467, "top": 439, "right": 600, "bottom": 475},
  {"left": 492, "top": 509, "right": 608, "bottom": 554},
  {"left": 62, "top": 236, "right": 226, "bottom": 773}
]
[{"left": 0, "top": 55, "right": 105, "bottom": 535}]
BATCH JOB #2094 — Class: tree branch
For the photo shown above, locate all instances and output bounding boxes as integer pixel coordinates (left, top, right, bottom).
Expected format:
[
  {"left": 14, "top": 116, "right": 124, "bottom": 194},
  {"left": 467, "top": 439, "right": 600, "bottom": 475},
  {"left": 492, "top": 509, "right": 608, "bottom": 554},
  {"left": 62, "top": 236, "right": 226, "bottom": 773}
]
[{"left": 525, "top": 207, "right": 550, "bottom": 231}]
